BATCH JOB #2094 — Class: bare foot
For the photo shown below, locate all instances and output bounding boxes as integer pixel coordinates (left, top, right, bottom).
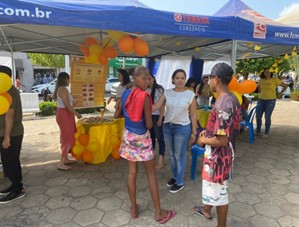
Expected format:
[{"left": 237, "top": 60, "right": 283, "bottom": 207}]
[
  {"left": 57, "top": 163, "right": 71, "bottom": 171},
  {"left": 155, "top": 162, "right": 164, "bottom": 170},
  {"left": 155, "top": 156, "right": 164, "bottom": 170},
  {"left": 130, "top": 204, "right": 139, "bottom": 219}
]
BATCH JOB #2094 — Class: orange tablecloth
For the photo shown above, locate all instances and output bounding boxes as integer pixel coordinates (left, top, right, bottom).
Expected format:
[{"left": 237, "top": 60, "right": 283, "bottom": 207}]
[{"left": 196, "top": 109, "right": 211, "bottom": 128}]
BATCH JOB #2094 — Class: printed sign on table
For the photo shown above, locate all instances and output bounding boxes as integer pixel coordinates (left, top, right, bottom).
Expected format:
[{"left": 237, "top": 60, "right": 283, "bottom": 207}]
[{"left": 70, "top": 56, "right": 107, "bottom": 108}]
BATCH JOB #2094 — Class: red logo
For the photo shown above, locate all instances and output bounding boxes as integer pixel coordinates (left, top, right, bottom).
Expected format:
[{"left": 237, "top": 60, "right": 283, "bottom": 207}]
[
  {"left": 174, "top": 13, "right": 182, "bottom": 22},
  {"left": 253, "top": 23, "right": 266, "bottom": 39}
]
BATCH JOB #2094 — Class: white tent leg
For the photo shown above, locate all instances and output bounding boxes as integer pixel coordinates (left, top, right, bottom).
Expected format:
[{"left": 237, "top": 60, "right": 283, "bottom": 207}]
[
  {"left": 231, "top": 40, "right": 237, "bottom": 72},
  {"left": 0, "top": 28, "right": 16, "bottom": 84}
]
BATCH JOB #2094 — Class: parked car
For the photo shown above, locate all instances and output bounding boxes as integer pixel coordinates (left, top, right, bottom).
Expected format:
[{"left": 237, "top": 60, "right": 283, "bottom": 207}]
[
  {"left": 277, "top": 85, "right": 291, "bottom": 99},
  {"left": 32, "top": 79, "right": 57, "bottom": 96},
  {"left": 111, "top": 82, "right": 121, "bottom": 96},
  {"left": 105, "top": 78, "right": 119, "bottom": 92}
]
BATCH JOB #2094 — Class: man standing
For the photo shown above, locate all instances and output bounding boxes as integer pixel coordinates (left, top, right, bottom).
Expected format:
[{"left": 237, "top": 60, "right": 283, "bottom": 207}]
[
  {"left": 0, "top": 66, "right": 25, "bottom": 203},
  {"left": 193, "top": 63, "right": 241, "bottom": 227}
]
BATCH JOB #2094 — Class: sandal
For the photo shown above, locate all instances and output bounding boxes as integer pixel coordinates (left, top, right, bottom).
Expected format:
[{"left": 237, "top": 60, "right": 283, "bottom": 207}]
[
  {"left": 192, "top": 206, "right": 212, "bottom": 221},
  {"left": 64, "top": 159, "right": 77, "bottom": 165},
  {"left": 156, "top": 210, "right": 176, "bottom": 224},
  {"left": 57, "top": 163, "right": 72, "bottom": 171}
]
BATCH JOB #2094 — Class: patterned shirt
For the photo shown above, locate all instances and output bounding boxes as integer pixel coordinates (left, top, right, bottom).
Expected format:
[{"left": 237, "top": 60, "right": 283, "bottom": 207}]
[{"left": 202, "top": 92, "right": 241, "bottom": 183}]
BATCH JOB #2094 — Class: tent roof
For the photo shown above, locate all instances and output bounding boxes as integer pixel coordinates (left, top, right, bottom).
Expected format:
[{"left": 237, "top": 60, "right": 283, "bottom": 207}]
[
  {"left": 0, "top": 0, "right": 235, "bottom": 59},
  {"left": 0, "top": 0, "right": 297, "bottom": 61},
  {"left": 214, "top": 0, "right": 282, "bottom": 26}
]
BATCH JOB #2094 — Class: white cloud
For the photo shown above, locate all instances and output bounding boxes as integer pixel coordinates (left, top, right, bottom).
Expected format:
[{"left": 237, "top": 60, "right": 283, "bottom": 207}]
[{"left": 279, "top": 2, "right": 299, "bottom": 18}]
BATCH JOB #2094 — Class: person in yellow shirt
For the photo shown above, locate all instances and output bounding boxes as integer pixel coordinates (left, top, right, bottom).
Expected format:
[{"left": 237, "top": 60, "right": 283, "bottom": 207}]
[
  {"left": 185, "top": 78, "right": 195, "bottom": 93},
  {"left": 195, "top": 75, "right": 212, "bottom": 106},
  {"left": 256, "top": 68, "right": 288, "bottom": 138}
]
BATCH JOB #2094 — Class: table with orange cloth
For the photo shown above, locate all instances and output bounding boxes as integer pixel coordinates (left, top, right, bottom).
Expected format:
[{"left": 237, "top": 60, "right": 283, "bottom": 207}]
[{"left": 196, "top": 109, "right": 211, "bottom": 128}]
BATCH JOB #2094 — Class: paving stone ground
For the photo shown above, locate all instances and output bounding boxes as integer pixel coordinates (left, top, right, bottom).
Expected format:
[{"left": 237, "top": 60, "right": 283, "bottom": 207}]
[{"left": 0, "top": 100, "right": 299, "bottom": 227}]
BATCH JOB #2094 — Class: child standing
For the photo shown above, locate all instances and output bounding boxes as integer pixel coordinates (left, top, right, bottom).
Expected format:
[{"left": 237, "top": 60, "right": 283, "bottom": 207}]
[{"left": 118, "top": 66, "right": 176, "bottom": 224}]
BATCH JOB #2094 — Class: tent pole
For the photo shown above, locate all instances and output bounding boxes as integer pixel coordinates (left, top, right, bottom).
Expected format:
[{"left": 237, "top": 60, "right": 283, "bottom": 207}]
[
  {"left": 0, "top": 28, "right": 16, "bottom": 85},
  {"left": 231, "top": 40, "right": 237, "bottom": 72}
]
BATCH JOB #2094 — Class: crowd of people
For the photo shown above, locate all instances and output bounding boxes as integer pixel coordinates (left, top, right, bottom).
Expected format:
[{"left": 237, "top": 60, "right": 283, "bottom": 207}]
[{"left": 0, "top": 63, "right": 290, "bottom": 226}]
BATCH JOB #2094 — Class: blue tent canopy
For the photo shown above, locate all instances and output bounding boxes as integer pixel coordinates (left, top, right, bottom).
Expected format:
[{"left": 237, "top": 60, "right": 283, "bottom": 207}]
[
  {"left": 0, "top": 0, "right": 297, "bottom": 58},
  {"left": 215, "top": 0, "right": 299, "bottom": 46}
]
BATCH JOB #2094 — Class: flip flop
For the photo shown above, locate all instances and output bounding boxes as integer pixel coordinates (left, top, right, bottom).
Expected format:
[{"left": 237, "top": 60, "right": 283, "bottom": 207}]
[
  {"left": 57, "top": 164, "right": 72, "bottom": 171},
  {"left": 157, "top": 210, "right": 176, "bottom": 224},
  {"left": 192, "top": 206, "right": 212, "bottom": 221},
  {"left": 64, "top": 160, "right": 77, "bottom": 165}
]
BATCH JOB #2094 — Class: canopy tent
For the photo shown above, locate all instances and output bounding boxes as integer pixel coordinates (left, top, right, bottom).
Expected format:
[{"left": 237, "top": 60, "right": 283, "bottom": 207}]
[
  {"left": 0, "top": 0, "right": 298, "bottom": 61},
  {"left": 211, "top": 0, "right": 299, "bottom": 61},
  {"left": 0, "top": 0, "right": 236, "bottom": 59},
  {"left": 275, "top": 4, "right": 299, "bottom": 27}
]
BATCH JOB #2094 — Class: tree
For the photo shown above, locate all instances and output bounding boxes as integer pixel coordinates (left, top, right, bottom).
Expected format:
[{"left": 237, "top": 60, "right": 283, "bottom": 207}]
[
  {"left": 28, "top": 53, "right": 65, "bottom": 68},
  {"left": 236, "top": 56, "right": 291, "bottom": 78}
]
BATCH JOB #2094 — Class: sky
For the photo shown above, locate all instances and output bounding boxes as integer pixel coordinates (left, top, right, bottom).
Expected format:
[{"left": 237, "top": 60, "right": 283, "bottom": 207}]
[{"left": 138, "top": 0, "right": 299, "bottom": 20}]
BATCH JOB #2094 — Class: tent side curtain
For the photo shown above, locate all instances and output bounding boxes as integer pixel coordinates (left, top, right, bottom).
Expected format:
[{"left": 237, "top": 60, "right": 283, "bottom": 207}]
[{"left": 0, "top": 0, "right": 236, "bottom": 39}]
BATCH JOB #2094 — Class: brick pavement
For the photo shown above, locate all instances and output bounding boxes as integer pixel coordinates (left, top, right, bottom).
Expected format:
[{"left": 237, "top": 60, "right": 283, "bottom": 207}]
[{"left": 0, "top": 100, "right": 298, "bottom": 227}]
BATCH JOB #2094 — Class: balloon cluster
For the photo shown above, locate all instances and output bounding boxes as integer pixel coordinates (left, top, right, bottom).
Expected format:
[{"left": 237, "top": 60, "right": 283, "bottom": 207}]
[
  {"left": 80, "top": 37, "right": 118, "bottom": 65},
  {"left": 117, "top": 35, "right": 149, "bottom": 56},
  {"left": 0, "top": 73, "right": 13, "bottom": 115},
  {"left": 214, "top": 76, "right": 257, "bottom": 104},
  {"left": 71, "top": 125, "right": 121, "bottom": 164},
  {"left": 80, "top": 30, "right": 149, "bottom": 64}
]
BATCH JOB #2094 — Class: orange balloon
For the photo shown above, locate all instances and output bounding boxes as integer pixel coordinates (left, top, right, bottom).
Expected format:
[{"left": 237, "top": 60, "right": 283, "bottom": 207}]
[
  {"left": 98, "top": 54, "right": 109, "bottom": 65},
  {"left": 133, "top": 37, "right": 149, "bottom": 56},
  {"left": 102, "top": 46, "right": 118, "bottom": 58},
  {"left": 111, "top": 146, "right": 121, "bottom": 160},
  {"left": 228, "top": 76, "right": 238, "bottom": 91},
  {"left": 118, "top": 35, "right": 134, "bottom": 53},
  {"left": 82, "top": 150, "right": 93, "bottom": 163},
  {"left": 1, "top": 92, "right": 12, "bottom": 105},
  {"left": 71, "top": 149, "right": 82, "bottom": 160},
  {"left": 236, "top": 80, "right": 257, "bottom": 94},
  {"left": 78, "top": 133, "right": 90, "bottom": 146},
  {"left": 111, "top": 142, "right": 121, "bottom": 160},
  {"left": 80, "top": 45, "right": 90, "bottom": 57},
  {"left": 84, "top": 37, "right": 98, "bottom": 46}
]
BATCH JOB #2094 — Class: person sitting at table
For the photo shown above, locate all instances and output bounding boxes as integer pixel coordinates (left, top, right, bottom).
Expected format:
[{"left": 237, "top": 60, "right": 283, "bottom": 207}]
[
  {"left": 117, "top": 66, "right": 176, "bottom": 224},
  {"left": 196, "top": 75, "right": 212, "bottom": 106}
]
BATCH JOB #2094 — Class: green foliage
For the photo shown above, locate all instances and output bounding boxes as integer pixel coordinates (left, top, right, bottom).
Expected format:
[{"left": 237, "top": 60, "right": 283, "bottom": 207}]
[
  {"left": 76, "top": 108, "right": 97, "bottom": 114},
  {"left": 291, "top": 91, "right": 299, "bottom": 101},
  {"left": 236, "top": 56, "right": 291, "bottom": 78},
  {"left": 28, "top": 53, "right": 65, "bottom": 68},
  {"left": 251, "top": 93, "right": 260, "bottom": 101},
  {"left": 39, "top": 102, "right": 57, "bottom": 116},
  {"left": 288, "top": 54, "right": 299, "bottom": 72}
]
